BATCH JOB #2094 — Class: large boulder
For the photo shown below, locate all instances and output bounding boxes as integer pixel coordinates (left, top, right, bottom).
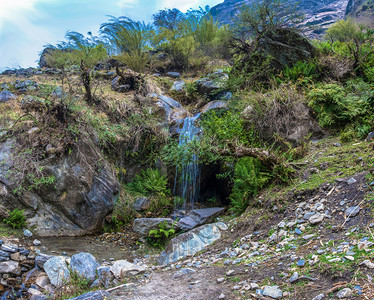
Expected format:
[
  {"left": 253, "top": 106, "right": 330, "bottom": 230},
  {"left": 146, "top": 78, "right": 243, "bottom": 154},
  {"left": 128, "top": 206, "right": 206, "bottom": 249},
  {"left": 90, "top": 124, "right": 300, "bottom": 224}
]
[
  {"left": 69, "top": 290, "right": 110, "bottom": 300},
  {"left": 158, "top": 223, "right": 224, "bottom": 265},
  {"left": 178, "top": 207, "right": 225, "bottom": 231},
  {"left": 43, "top": 256, "right": 70, "bottom": 287},
  {"left": 0, "top": 138, "right": 119, "bottom": 236},
  {"left": 148, "top": 93, "right": 189, "bottom": 124},
  {"left": 70, "top": 253, "right": 100, "bottom": 284},
  {"left": 195, "top": 71, "right": 228, "bottom": 96},
  {"left": 258, "top": 28, "right": 316, "bottom": 70}
]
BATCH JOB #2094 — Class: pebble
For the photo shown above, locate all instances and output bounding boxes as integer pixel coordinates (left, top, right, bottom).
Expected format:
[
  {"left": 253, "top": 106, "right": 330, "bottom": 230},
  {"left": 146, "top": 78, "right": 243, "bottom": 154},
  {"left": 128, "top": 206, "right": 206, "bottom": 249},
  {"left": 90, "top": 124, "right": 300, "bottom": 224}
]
[
  {"left": 33, "top": 240, "right": 41, "bottom": 246},
  {"left": 295, "top": 228, "right": 302, "bottom": 235},
  {"left": 303, "top": 234, "right": 315, "bottom": 240},
  {"left": 297, "top": 260, "right": 305, "bottom": 267},
  {"left": 218, "top": 293, "right": 225, "bottom": 299},
  {"left": 336, "top": 288, "right": 352, "bottom": 299},
  {"left": 312, "top": 294, "right": 325, "bottom": 300},
  {"left": 217, "top": 277, "right": 225, "bottom": 283},
  {"left": 347, "top": 178, "right": 357, "bottom": 185},
  {"left": 345, "top": 206, "right": 360, "bottom": 217},
  {"left": 226, "top": 270, "right": 235, "bottom": 276},
  {"left": 23, "top": 229, "right": 33, "bottom": 237},
  {"left": 345, "top": 256, "right": 354, "bottom": 261},
  {"left": 263, "top": 285, "right": 283, "bottom": 299},
  {"left": 289, "top": 272, "right": 299, "bottom": 283}
]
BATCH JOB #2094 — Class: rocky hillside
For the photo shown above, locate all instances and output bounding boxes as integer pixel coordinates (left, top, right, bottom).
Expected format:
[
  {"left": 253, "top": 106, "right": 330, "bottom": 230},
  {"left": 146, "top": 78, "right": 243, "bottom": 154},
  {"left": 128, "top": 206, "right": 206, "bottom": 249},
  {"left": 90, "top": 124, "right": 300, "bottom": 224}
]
[
  {"left": 346, "top": 0, "right": 374, "bottom": 27},
  {"left": 210, "top": 0, "right": 370, "bottom": 36}
]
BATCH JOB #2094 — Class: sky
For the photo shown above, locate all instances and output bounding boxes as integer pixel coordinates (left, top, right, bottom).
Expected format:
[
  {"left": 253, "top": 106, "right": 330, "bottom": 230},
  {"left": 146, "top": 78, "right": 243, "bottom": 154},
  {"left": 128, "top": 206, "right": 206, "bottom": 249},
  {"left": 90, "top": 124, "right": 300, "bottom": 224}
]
[{"left": 0, "top": 0, "right": 223, "bottom": 71}]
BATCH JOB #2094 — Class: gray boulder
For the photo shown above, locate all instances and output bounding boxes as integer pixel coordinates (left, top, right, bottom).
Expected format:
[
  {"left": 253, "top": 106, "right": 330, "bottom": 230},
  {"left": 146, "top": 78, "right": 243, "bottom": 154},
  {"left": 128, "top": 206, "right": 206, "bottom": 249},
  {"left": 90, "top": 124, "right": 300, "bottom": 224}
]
[
  {"left": 44, "top": 256, "right": 70, "bottom": 287},
  {"left": 134, "top": 197, "right": 151, "bottom": 212},
  {"left": 69, "top": 290, "right": 110, "bottom": 300},
  {"left": 110, "top": 260, "right": 147, "bottom": 280},
  {"left": 258, "top": 28, "right": 315, "bottom": 70},
  {"left": 97, "top": 266, "right": 114, "bottom": 288},
  {"left": 0, "top": 261, "right": 20, "bottom": 275},
  {"left": 171, "top": 80, "right": 186, "bottom": 92},
  {"left": 178, "top": 207, "right": 225, "bottom": 231},
  {"left": 0, "top": 90, "right": 17, "bottom": 102},
  {"left": 133, "top": 218, "right": 175, "bottom": 236},
  {"left": 201, "top": 101, "right": 227, "bottom": 114},
  {"left": 35, "top": 253, "right": 53, "bottom": 269},
  {"left": 158, "top": 223, "right": 222, "bottom": 265},
  {"left": 149, "top": 93, "right": 188, "bottom": 124},
  {"left": 70, "top": 253, "right": 100, "bottom": 284},
  {"left": 167, "top": 72, "right": 181, "bottom": 78},
  {"left": 195, "top": 72, "right": 228, "bottom": 95}
]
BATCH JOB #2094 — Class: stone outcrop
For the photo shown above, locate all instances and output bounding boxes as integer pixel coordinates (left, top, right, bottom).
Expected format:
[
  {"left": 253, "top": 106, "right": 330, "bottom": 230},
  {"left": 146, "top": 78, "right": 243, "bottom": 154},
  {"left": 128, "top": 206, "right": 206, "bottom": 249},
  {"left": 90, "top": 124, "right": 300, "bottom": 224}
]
[
  {"left": 178, "top": 207, "right": 225, "bottom": 231},
  {"left": 0, "top": 138, "right": 119, "bottom": 236}
]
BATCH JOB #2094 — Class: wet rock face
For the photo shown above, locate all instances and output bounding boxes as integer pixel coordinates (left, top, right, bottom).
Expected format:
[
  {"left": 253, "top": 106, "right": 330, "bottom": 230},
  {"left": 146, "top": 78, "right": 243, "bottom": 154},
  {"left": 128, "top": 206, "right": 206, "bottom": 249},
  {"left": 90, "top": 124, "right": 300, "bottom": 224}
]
[{"left": 0, "top": 138, "right": 119, "bottom": 236}]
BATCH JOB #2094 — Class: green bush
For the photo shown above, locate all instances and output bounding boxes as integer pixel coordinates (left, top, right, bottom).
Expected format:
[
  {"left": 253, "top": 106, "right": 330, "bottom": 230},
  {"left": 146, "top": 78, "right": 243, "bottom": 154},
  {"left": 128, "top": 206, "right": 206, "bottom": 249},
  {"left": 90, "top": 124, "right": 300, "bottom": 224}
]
[
  {"left": 281, "top": 61, "right": 318, "bottom": 84},
  {"left": 146, "top": 220, "right": 176, "bottom": 249},
  {"left": 308, "top": 80, "right": 374, "bottom": 135},
  {"left": 3, "top": 209, "right": 26, "bottom": 229},
  {"left": 128, "top": 168, "right": 169, "bottom": 197},
  {"left": 229, "top": 157, "right": 271, "bottom": 215}
]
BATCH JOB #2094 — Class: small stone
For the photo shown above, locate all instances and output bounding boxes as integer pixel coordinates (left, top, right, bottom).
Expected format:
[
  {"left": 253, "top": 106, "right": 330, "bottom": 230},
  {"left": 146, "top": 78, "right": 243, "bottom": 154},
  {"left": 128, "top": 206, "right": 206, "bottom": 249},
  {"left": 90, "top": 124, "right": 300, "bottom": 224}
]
[
  {"left": 295, "top": 228, "right": 302, "bottom": 235},
  {"left": 23, "top": 229, "right": 33, "bottom": 237},
  {"left": 233, "top": 285, "right": 240, "bottom": 290},
  {"left": 329, "top": 258, "right": 341, "bottom": 263},
  {"left": 167, "top": 72, "right": 181, "bottom": 78},
  {"left": 218, "top": 294, "right": 225, "bottom": 299},
  {"left": 345, "top": 256, "right": 354, "bottom": 261},
  {"left": 336, "top": 288, "right": 352, "bottom": 299},
  {"left": 345, "top": 206, "right": 360, "bottom": 217},
  {"left": 217, "top": 277, "right": 225, "bottom": 283},
  {"left": 347, "top": 178, "right": 357, "bottom": 185},
  {"left": 333, "top": 143, "right": 341, "bottom": 147},
  {"left": 10, "top": 252, "right": 20, "bottom": 261},
  {"left": 303, "top": 234, "right": 315, "bottom": 240},
  {"left": 360, "top": 260, "right": 374, "bottom": 269},
  {"left": 312, "top": 294, "right": 325, "bottom": 300},
  {"left": 289, "top": 272, "right": 299, "bottom": 283},
  {"left": 309, "top": 213, "right": 324, "bottom": 225},
  {"left": 297, "top": 260, "right": 305, "bottom": 267},
  {"left": 226, "top": 270, "right": 235, "bottom": 276},
  {"left": 33, "top": 240, "right": 41, "bottom": 246},
  {"left": 263, "top": 285, "right": 283, "bottom": 299}
]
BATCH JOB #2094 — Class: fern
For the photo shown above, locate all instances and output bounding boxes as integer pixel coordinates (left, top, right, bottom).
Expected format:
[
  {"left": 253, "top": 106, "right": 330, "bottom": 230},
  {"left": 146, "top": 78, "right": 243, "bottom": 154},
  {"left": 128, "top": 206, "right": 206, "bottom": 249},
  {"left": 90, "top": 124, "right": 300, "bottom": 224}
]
[
  {"left": 229, "top": 158, "right": 271, "bottom": 215},
  {"left": 3, "top": 209, "right": 26, "bottom": 229},
  {"left": 128, "top": 168, "right": 169, "bottom": 196}
]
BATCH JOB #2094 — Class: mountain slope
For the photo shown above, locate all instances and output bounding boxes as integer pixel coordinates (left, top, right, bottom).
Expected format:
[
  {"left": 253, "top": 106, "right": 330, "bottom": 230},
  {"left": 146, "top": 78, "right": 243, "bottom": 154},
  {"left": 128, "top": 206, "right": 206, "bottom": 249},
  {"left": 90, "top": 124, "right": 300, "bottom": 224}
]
[{"left": 210, "top": 0, "right": 350, "bottom": 36}]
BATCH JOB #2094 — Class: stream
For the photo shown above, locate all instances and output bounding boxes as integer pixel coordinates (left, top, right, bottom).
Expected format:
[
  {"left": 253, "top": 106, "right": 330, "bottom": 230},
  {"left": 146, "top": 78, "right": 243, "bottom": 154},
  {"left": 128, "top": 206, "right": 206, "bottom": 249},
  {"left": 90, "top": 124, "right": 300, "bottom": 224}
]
[{"left": 36, "top": 236, "right": 134, "bottom": 262}]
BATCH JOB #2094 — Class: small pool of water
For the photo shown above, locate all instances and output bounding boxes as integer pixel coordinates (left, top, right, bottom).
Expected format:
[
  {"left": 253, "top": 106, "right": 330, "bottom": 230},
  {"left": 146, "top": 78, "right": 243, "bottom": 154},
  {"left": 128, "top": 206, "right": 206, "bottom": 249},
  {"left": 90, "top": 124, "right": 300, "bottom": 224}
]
[{"left": 36, "top": 236, "right": 135, "bottom": 262}]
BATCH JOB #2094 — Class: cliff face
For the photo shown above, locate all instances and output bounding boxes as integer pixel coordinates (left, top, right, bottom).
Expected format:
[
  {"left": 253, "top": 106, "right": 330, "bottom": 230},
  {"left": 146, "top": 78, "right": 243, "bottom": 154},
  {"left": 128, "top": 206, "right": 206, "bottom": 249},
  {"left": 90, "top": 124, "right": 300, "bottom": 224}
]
[{"left": 210, "top": 0, "right": 353, "bottom": 36}]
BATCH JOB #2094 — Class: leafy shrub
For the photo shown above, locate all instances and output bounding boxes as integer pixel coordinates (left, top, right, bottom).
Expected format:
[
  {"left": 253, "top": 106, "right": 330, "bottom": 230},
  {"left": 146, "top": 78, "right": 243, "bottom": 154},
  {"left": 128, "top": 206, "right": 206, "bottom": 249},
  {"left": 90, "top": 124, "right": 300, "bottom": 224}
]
[
  {"left": 308, "top": 80, "right": 374, "bottom": 134},
  {"left": 229, "top": 157, "right": 271, "bottom": 215},
  {"left": 3, "top": 209, "right": 26, "bottom": 229},
  {"left": 281, "top": 61, "right": 318, "bottom": 84},
  {"left": 146, "top": 220, "right": 176, "bottom": 249},
  {"left": 128, "top": 168, "right": 169, "bottom": 197}
]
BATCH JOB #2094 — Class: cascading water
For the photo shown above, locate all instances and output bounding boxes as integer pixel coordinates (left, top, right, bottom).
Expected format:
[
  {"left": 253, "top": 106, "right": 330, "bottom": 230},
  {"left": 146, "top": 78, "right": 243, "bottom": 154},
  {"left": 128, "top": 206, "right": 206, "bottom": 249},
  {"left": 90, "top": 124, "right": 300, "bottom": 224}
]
[{"left": 173, "top": 113, "right": 201, "bottom": 214}]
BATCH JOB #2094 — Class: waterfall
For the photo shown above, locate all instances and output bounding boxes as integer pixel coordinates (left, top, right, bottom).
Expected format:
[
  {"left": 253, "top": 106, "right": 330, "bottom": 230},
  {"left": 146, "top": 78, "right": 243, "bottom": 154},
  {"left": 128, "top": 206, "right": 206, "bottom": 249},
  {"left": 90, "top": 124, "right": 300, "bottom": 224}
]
[{"left": 174, "top": 114, "right": 201, "bottom": 214}]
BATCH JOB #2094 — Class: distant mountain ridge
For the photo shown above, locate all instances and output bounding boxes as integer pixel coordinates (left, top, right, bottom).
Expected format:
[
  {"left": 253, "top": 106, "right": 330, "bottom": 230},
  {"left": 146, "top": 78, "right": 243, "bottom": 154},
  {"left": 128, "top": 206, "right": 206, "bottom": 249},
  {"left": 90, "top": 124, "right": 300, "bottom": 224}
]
[{"left": 210, "top": 0, "right": 373, "bottom": 36}]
